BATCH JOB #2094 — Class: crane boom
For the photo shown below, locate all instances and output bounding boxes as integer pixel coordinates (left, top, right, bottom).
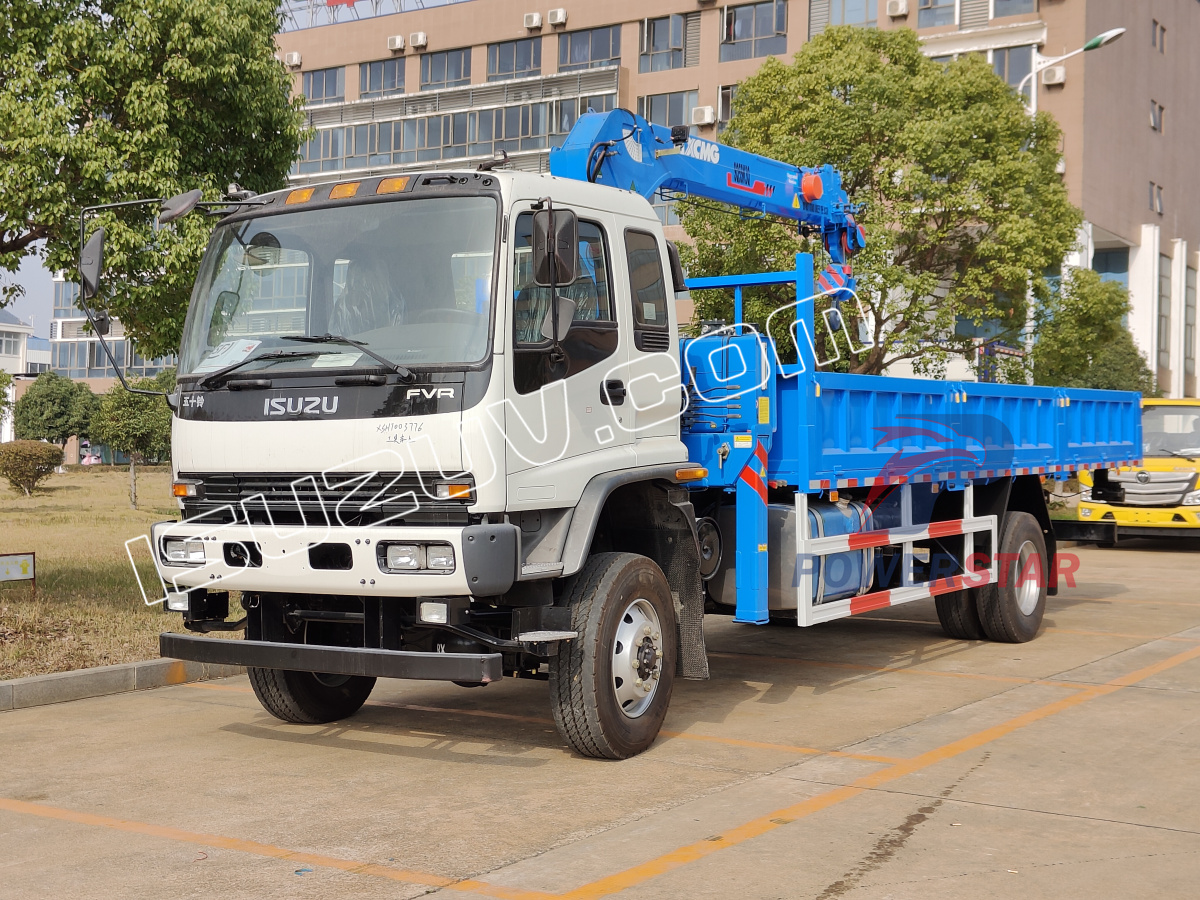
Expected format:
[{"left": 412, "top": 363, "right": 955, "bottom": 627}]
[{"left": 548, "top": 109, "right": 866, "bottom": 303}]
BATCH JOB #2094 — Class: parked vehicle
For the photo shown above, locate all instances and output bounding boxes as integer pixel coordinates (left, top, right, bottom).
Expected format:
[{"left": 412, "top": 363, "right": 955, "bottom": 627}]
[{"left": 75, "top": 110, "right": 1142, "bottom": 757}]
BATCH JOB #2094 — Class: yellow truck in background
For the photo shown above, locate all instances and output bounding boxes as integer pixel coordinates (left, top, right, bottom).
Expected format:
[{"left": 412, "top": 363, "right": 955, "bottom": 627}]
[{"left": 1075, "top": 399, "right": 1200, "bottom": 542}]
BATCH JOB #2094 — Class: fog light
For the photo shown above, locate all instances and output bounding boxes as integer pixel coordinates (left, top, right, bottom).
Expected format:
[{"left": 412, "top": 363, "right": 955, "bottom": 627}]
[
  {"left": 419, "top": 601, "right": 448, "bottom": 624},
  {"left": 426, "top": 544, "right": 455, "bottom": 570},
  {"left": 386, "top": 543, "right": 422, "bottom": 570},
  {"left": 166, "top": 592, "right": 189, "bottom": 612},
  {"left": 164, "top": 538, "right": 205, "bottom": 564},
  {"left": 1080, "top": 508, "right": 1092, "bottom": 518}
]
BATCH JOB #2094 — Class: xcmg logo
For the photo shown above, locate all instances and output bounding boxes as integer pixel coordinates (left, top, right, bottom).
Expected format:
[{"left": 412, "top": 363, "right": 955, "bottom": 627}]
[
  {"left": 681, "top": 138, "right": 720, "bottom": 164},
  {"left": 262, "top": 396, "right": 340, "bottom": 416}
]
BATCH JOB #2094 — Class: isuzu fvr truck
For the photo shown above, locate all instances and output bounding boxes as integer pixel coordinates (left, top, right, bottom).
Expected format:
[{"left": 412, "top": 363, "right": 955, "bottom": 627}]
[{"left": 78, "top": 109, "right": 1142, "bottom": 758}]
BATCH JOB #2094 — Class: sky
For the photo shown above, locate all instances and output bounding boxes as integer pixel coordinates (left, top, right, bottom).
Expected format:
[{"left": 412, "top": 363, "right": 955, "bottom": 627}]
[{"left": 5, "top": 251, "right": 54, "bottom": 338}]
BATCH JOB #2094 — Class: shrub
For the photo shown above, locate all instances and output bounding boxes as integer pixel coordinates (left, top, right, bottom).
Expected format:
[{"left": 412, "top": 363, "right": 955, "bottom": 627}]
[{"left": 0, "top": 440, "right": 65, "bottom": 495}]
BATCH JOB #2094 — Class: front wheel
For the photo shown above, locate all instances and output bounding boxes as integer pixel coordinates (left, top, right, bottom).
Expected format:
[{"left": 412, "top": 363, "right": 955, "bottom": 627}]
[
  {"left": 549, "top": 552, "right": 677, "bottom": 759},
  {"left": 248, "top": 668, "right": 376, "bottom": 724}
]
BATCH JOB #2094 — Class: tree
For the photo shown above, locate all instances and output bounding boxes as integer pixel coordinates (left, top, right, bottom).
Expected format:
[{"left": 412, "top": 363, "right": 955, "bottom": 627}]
[
  {"left": 1029, "top": 268, "right": 1156, "bottom": 394},
  {"left": 0, "top": 0, "right": 306, "bottom": 357},
  {"left": 0, "top": 370, "right": 12, "bottom": 424},
  {"left": 0, "top": 441, "right": 64, "bottom": 496},
  {"left": 678, "top": 27, "right": 1081, "bottom": 374},
  {"left": 13, "top": 372, "right": 99, "bottom": 447},
  {"left": 92, "top": 370, "right": 175, "bottom": 508}
]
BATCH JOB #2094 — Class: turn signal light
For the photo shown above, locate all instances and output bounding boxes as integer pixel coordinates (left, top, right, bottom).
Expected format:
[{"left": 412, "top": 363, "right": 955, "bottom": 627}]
[
  {"left": 436, "top": 482, "right": 472, "bottom": 500},
  {"left": 172, "top": 482, "right": 199, "bottom": 498},
  {"left": 329, "top": 181, "right": 361, "bottom": 199},
  {"left": 675, "top": 467, "right": 708, "bottom": 482},
  {"left": 376, "top": 176, "right": 411, "bottom": 195},
  {"left": 285, "top": 187, "right": 315, "bottom": 205}
]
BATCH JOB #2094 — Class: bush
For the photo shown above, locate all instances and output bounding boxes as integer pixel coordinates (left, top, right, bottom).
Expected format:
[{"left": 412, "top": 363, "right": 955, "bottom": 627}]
[{"left": 0, "top": 440, "right": 65, "bottom": 495}]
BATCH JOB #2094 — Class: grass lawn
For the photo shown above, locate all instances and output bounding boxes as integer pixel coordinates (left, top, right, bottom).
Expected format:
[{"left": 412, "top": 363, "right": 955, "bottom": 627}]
[{"left": 0, "top": 465, "right": 184, "bottom": 679}]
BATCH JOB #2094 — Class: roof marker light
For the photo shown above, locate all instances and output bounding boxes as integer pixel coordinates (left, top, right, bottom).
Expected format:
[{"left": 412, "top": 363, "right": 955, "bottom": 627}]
[
  {"left": 376, "top": 176, "right": 411, "bottom": 195},
  {"left": 285, "top": 187, "right": 315, "bottom": 205},
  {"left": 329, "top": 181, "right": 361, "bottom": 199}
]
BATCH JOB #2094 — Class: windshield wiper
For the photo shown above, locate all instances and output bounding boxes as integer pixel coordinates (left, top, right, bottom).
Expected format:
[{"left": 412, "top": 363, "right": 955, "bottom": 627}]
[
  {"left": 193, "top": 350, "right": 322, "bottom": 389},
  {"left": 280, "top": 334, "right": 412, "bottom": 380},
  {"left": 1161, "top": 448, "right": 1199, "bottom": 462}
]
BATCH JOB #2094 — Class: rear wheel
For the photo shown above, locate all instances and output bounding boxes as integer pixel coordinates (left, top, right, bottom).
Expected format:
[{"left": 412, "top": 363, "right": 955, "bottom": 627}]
[
  {"left": 935, "top": 589, "right": 987, "bottom": 641},
  {"left": 549, "top": 552, "right": 677, "bottom": 759},
  {"left": 248, "top": 668, "right": 376, "bottom": 724},
  {"left": 975, "top": 511, "right": 1048, "bottom": 643}
]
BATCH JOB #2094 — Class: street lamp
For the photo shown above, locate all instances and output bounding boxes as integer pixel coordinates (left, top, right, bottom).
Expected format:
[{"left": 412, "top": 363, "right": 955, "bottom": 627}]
[{"left": 1017, "top": 27, "right": 1125, "bottom": 114}]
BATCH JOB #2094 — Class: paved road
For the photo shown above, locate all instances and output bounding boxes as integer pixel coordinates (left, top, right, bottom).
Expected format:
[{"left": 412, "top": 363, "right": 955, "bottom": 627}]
[{"left": 3, "top": 542, "right": 1200, "bottom": 899}]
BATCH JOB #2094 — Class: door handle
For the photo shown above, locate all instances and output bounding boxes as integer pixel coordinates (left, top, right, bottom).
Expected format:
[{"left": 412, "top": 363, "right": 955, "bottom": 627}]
[{"left": 602, "top": 379, "right": 626, "bottom": 406}]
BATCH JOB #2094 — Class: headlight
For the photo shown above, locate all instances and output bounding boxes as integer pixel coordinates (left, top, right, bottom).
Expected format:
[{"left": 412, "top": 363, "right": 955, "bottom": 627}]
[
  {"left": 163, "top": 539, "right": 205, "bottom": 565},
  {"left": 1079, "top": 488, "right": 1092, "bottom": 502},
  {"left": 385, "top": 544, "right": 422, "bottom": 569},
  {"left": 1183, "top": 490, "right": 1200, "bottom": 506},
  {"left": 426, "top": 544, "right": 455, "bottom": 570}
]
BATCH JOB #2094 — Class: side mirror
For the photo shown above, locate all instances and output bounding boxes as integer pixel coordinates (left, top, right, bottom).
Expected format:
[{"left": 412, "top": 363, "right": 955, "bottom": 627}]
[
  {"left": 159, "top": 188, "right": 204, "bottom": 225},
  {"left": 532, "top": 207, "right": 578, "bottom": 287},
  {"left": 666, "top": 241, "right": 688, "bottom": 294},
  {"left": 540, "top": 294, "right": 577, "bottom": 342},
  {"left": 79, "top": 227, "right": 105, "bottom": 300}
]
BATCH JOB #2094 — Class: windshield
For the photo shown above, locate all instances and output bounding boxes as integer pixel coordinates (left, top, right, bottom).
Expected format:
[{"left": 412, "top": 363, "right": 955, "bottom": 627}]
[
  {"left": 179, "top": 195, "right": 497, "bottom": 376},
  {"left": 1142, "top": 405, "right": 1200, "bottom": 457}
]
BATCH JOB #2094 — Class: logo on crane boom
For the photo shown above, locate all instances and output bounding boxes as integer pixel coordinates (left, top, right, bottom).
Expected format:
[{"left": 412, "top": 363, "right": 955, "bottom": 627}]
[{"left": 680, "top": 138, "right": 721, "bottom": 164}]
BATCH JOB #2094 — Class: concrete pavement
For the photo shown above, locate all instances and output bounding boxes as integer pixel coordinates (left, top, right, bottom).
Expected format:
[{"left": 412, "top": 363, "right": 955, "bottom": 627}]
[{"left": 2, "top": 541, "right": 1198, "bottom": 898}]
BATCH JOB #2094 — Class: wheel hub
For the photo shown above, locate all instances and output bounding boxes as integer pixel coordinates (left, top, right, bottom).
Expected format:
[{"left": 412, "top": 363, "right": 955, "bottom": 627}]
[
  {"left": 612, "top": 597, "right": 663, "bottom": 719},
  {"left": 1015, "top": 540, "right": 1041, "bottom": 616}
]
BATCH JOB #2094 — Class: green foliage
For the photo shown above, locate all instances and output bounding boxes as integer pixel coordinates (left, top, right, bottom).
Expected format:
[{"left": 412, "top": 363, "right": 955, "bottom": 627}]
[
  {"left": 0, "top": 440, "right": 65, "bottom": 496},
  {"left": 13, "top": 372, "right": 99, "bottom": 446},
  {"left": 678, "top": 27, "right": 1081, "bottom": 374},
  {"left": 0, "top": 371, "right": 12, "bottom": 422},
  {"left": 0, "top": 0, "right": 306, "bottom": 357},
  {"left": 92, "top": 370, "right": 175, "bottom": 464},
  {"left": 1029, "top": 269, "right": 1156, "bottom": 394}
]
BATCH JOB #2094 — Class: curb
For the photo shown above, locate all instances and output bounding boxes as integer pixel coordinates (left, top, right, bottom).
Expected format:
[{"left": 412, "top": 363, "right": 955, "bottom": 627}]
[{"left": 0, "top": 658, "right": 245, "bottom": 712}]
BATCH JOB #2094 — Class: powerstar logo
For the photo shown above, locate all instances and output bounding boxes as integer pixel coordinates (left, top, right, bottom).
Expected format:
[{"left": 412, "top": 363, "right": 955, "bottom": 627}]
[
  {"left": 407, "top": 387, "right": 456, "bottom": 400},
  {"left": 681, "top": 138, "right": 720, "bottom": 164},
  {"left": 262, "top": 396, "right": 340, "bottom": 416}
]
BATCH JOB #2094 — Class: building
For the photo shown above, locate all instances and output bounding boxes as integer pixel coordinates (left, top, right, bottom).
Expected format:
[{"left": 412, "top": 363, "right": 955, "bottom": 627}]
[
  {"left": 276, "top": 0, "right": 1198, "bottom": 395},
  {"left": 49, "top": 275, "right": 174, "bottom": 393}
]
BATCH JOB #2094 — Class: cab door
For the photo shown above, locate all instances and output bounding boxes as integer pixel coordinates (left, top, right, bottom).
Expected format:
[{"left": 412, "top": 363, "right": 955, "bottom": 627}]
[{"left": 502, "top": 205, "right": 634, "bottom": 509}]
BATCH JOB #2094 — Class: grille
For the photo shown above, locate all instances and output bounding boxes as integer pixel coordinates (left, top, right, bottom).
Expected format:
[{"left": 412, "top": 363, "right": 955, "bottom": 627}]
[
  {"left": 180, "top": 472, "right": 472, "bottom": 527},
  {"left": 1109, "top": 470, "right": 1197, "bottom": 507},
  {"left": 636, "top": 330, "right": 672, "bottom": 352}
]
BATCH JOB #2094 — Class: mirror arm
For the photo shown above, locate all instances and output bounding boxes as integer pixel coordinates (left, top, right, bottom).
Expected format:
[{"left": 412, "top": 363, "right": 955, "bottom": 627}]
[{"left": 537, "top": 196, "right": 566, "bottom": 359}]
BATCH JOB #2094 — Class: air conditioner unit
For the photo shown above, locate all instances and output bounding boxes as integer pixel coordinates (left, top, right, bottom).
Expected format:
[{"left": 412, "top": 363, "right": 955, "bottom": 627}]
[
  {"left": 690, "top": 105, "right": 716, "bottom": 126},
  {"left": 409, "top": 32, "right": 428, "bottom": 49},
  {"left": 283, "top": 51, "right": 302, "bottom": 68},
  {"left": 1055, "top": 157, "right": 1066, "bottom": 174},
  {"left": 387, "top": 35, "right": 405, "bottom": 52},
  {"left": 886, "top": 0, "right": 908, "bottom": 16},
  {"left": 547, "top": 8, "right": 568, "bottom": 26},
  {"left": 1042, "top": 65, "right": 1066, "bottom": 86},
  {"left": 524, "top": 12, "right": 542, "bottom": 29}
]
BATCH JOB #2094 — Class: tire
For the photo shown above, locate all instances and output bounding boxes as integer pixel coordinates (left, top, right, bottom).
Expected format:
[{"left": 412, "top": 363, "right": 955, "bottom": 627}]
[
  {"left": 549, "top": 552, "right": 677, "bottom": 759},
  {"left": 975, "top": 511, "right": 1048, "bottom": 643},
  {"left": 935, "top": 590, "right": 987, "bottom": 641},
  {"left": 248, "top": 667, "right": 376, "bottom": 724}
]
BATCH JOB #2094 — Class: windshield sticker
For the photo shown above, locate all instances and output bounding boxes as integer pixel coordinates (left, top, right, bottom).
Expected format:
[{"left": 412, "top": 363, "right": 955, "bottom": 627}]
[
  {"left": 194, "top": 340, "right": 261, "bottom": 373},
  {"left": 311, "top": 352, "right": 364, "bottom": 368}
]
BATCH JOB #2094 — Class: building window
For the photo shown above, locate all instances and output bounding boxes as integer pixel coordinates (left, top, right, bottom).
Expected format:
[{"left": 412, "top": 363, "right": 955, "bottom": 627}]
[
  {"left": 488, "top": 38, "right": 541, "bottom": 82},
  {"left": 559, "top": 26, "right": 620, "bottom": 72},
  {"left": 302, "top": 67, "right": 345, "bottom": 105},
  {"left": 993, "top": 45, "right": 1033, "bottom": 99},
  {"left": 718, "top": 85, "right": 739, "bottom": 132},
  {"left": 1149, "top": 181, "right": 1164, "bottom": 215},
  {"left": 1092, "top": 248, "right": 1129, "bottom": 289},
  {"left": 557, "top": 94, "right": 616, "bottom": 134},
  {"left": 917, "top": 0, "right": 956, "bottom": 28},
  {"left": 53, "top": 280, "right": 80, "bottom": 318},
  {"left": 0, "top": 331, "right": 20, "bottom": 357},
  {"left": 1158, "top": 254, "right": 1172, "bottom": 371},
  {"left": 359, "top": 59, "right": 405, "bottom": 99},
  {"left": 1150, "top": 100, "right": 1164, "bottom": 133},
  {"left": 641, "top": 15, "right": 698, "bottom": 72},
  {"left": 994, "top": 0, "right": 1037, "bottom": 17},
  {"left": 720, "top": 2, "right": 786, "bottom": 63},
  {"left": 420, "top": 48, "right": 471, "bottom": 91},
  {"left": 829, "top": 0, "right": 876, "bottom": 27},
  {"left": 1186, "top": 266, "right": 1197, "bottom": 379},
  {"left": 637, "top": 91, "right": 699, "bottom": 225},
  {"left": 1152, "top": 19, "right": 1166, "bottom": 53}
]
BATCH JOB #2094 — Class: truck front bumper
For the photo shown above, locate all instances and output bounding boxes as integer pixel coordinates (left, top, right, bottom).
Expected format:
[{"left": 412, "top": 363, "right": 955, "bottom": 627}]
[
  {"left": 161, "top": 632, "right": 504, "bottom": 683},
  {"left": 1076, "top": 502, "right": 1200, "bottom": 530},
  {"left": 150, "top": 521, "right": 519, "bottom": 598}
]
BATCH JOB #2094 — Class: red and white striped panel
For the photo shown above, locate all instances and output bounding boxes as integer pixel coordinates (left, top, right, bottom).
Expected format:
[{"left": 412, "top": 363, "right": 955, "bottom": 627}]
[
  {"left": 807, "top": 570, "right": 995, "bottom": 624},
  {"left": 806, "top": 460, "right": 1138, "bottom": 491},
  {"left": 804, "top": 518, "right": 989, "bottom": 554}
]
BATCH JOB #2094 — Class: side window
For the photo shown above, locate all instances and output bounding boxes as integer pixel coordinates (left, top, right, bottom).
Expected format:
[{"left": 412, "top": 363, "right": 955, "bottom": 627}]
[
  {"left": 512, "top": 213, "right": 614, "bottom": 345},
  {"left": 624, "top": 229, "right": 670, "bottom": 351}
]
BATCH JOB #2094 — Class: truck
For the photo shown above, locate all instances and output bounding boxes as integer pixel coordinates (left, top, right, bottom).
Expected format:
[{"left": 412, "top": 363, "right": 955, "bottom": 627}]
[
  {"left": 75, "top": 109, "right": 1142, "bottom": 759},
  {"left": 1068, "top": 398, "right": 1200, "bottom": 542}
]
